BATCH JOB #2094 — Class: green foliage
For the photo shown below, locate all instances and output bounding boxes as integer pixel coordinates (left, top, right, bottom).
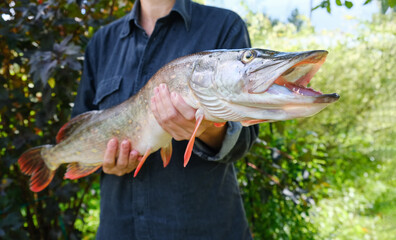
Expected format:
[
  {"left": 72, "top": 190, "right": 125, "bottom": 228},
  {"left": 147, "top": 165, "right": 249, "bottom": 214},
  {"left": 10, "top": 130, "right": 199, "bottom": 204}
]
[
  {"left": 243, "top": 10, "right": 396, "bottom": 239},
  {"left": 236, "top": 122, "right": 327, "bottom": 239},
  {"left": 303, "top": 13, "right": 396, "bottom": 239},
  {"left": 0, "top": 0, "right": 133, "bottom": 238},
  {"left": 314, "top": 0, "right": 396, "bottom": 13},
  {"left": 313, "top": 0, "right": 354, "bottom": 13}
]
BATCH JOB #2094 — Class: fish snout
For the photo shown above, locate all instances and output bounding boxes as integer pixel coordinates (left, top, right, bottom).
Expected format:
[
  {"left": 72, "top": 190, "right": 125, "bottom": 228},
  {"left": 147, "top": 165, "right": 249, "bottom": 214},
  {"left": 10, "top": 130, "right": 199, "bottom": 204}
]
[{"left": 314, "top": 93, "right": 340, "bottom": 103}]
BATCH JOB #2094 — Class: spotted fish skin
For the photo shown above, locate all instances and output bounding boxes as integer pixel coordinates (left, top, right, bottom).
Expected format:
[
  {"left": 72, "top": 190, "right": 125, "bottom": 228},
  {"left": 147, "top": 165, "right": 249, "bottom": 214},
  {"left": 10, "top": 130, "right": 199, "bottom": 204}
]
[{"left": 18, "top": 48, "right": 339, "bottom": 192}]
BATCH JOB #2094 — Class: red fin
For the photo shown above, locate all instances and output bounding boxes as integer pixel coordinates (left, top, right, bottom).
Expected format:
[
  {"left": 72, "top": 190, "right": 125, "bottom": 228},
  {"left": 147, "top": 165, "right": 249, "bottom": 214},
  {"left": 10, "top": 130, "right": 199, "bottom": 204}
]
[
  {"left": 160, "top": 143, "right": 173, "bottom": 168},
  {"left": 56, "top": 111, "right": 98, "bottom": 143},
  {"left": 184, "top": 114, "right": 204, "bottom": 167},
  {"left": 30, "top": 168, "right": 56, "bottom": 192},
  {"left": 241, "top": 119, "right": 269, "bottom": 126},
  {"left": 64, "top": 163, "right": 102, "bottom": 180},
  {"left": 214, "top": 122, "right": 226, "bottom": 127},
  {"left": 133, "top": 148, "right": 151, "bottom": 177},
  {"left": 18, "top": 145, "right": 56, "bottom": 192}
]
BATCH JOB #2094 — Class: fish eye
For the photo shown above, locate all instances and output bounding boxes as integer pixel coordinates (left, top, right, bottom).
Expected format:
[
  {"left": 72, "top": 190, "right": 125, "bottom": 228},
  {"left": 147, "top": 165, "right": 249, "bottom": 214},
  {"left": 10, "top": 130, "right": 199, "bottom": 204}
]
[{"left": 241, "top": 50, "right": 256, "bottom": 64}]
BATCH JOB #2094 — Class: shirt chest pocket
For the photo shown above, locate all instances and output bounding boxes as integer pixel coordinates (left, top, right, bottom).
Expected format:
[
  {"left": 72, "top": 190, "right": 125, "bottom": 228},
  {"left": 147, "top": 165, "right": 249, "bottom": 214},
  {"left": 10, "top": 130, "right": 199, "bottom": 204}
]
[{"left": 93, "top": 76, "right": 123, "bottom": 109}]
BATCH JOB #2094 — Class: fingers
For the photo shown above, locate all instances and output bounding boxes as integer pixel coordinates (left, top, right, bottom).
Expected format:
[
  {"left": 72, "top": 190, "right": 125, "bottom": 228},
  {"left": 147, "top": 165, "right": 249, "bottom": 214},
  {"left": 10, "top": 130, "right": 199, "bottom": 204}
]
[
  {"left": 151, "top": 83, "right": 213, "bottom": 141},
  {"left": 103, "top": 138, "right": 140, "bottom": 176},
  {"left": 117, "top": 140, "right": 131, "bottom": 169},
  {"left": 151, "top": 84, "right": 193, "bottom": 140},
  {"left": 103, "top": 138, "right": 118, "bottom": 170},
  {"left": 154, "top": 84, "right": 177, "bottom": 122},
  {"left": 128, "top": 150, "right": 139, "bottom": 169},
  {"left": 170, "top": 92, "right": 195, "bottom": 120}
]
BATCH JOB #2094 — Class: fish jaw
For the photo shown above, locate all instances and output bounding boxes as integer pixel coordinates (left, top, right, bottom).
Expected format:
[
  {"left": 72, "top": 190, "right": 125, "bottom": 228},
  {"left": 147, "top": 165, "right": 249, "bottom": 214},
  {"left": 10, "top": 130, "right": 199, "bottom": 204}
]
[
  {"left": 228, "top": 50, "right": 338, "bottom": 122},
  {"left": 188, "top": 49, "right": 339, "bottom": 123},
  {"left": 245, "top": 49, "right": 328, "bottom": 94}
]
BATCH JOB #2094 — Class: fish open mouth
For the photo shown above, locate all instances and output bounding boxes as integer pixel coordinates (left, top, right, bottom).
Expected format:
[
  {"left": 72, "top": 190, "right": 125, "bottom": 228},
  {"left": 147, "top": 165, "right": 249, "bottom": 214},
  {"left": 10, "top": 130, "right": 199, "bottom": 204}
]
[
  {"left": 273, "top": 78, "right": 323, "bottom": 97},
  {"left": 268, "top": 51, "right": 339, "bottom": 102},
  {"left": 222, "top": 49, "right": 340, "bottom": 126}
]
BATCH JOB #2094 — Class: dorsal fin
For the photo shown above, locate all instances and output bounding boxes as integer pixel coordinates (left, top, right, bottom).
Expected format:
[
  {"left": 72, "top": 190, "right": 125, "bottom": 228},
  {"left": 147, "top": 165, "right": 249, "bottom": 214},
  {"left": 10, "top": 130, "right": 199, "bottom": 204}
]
[{"left": 56, "top": 111, "right": 99, "bottom": 143}]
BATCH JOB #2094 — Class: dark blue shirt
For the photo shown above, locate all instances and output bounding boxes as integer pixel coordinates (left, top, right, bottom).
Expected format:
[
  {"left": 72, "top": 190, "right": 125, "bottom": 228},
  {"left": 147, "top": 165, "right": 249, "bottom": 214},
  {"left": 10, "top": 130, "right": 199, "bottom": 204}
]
[{"left": 72, "top": 0, "right": 258, "bottom": 239}]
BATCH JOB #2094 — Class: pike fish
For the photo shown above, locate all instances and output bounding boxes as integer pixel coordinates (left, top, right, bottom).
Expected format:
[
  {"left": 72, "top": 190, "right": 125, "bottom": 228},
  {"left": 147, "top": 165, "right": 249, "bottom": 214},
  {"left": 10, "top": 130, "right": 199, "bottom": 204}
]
[{"left": 18, "top": 48, "right": 339, "bottom": 192}]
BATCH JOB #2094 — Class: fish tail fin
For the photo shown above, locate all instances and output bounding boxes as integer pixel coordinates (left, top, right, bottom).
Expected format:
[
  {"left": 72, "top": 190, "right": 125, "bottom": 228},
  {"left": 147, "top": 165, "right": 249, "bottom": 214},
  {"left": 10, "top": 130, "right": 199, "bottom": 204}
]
[{"left": 18, "top": 145, "right": 56, "bottom": 192}]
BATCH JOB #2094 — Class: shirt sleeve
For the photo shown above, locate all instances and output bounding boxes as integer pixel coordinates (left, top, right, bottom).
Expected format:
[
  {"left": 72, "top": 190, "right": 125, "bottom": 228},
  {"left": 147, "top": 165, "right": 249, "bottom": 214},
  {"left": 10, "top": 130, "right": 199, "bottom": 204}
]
[
  {"left": 71, "top": 39, "right": 98, "bottom": 118},
  {"left": 192, "top": 12, "right": 259, "bottom": 163},
  {"left": 193, "top": 122, "right": 259, "bottom": 163}
]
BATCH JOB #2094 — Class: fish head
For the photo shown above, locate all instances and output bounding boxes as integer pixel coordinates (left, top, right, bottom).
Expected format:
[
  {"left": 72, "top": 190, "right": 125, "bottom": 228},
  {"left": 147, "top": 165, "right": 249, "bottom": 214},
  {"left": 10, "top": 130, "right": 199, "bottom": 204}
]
[{"left": 189, "top": 48, "right": 339, "bottom": 125}]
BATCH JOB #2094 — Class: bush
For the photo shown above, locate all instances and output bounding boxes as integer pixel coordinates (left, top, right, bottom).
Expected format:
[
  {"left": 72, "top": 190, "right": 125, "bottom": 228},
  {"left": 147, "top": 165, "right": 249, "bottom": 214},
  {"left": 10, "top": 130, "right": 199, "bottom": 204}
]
[
  {"left": 0, "top": 1, "right": 132, "bottom": 238},
  {"left": 242, "top": 11, "right": 396, "bottom": 239}
]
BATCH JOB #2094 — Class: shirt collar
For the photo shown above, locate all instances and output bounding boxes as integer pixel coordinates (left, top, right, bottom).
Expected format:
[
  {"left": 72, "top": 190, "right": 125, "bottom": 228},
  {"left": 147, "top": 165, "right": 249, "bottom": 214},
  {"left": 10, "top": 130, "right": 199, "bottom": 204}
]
[
  {"left": 120, "top": 0, "right": 192, "bottom": 38},
  {"left": 172, "top": 0, "right": 192, "bottom": 31}
]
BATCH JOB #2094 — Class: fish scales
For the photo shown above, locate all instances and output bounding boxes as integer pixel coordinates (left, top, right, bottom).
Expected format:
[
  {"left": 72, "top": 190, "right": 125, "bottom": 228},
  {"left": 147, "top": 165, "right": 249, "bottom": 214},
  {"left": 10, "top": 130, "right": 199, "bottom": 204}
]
[
  {"left": 40, "top": 54, "right": 198, "bottom": 171},
  {"left": 18, "top": 48, "right": 339, "bottom": 192}
]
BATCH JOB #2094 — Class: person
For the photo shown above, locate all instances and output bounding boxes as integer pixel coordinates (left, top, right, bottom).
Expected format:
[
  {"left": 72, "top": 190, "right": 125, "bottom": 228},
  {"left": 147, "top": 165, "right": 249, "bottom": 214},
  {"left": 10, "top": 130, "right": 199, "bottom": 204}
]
[{"left": 72, "top": 0, "right": 259, "bottom": 239}]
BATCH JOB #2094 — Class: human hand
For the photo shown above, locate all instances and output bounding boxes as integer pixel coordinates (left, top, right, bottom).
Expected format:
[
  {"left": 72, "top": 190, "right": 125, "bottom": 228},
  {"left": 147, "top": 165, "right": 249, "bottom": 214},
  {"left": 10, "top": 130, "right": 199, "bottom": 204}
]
[
  {"left": 103, "top": 138, "right": 140, "bottom": 176},
  {"left": 150, "top": 83, "right": 212, "bottom": 141},
  {"left": 151, "top": 84, "right": 227, "bottom": 150}
]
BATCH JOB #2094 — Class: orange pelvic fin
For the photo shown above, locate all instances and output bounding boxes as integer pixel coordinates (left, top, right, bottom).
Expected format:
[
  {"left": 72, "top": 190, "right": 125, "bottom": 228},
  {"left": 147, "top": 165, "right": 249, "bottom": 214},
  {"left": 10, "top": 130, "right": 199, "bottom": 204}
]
[
  {"left": 64, "top": 163, "right": 102, "bottom": 180},
  {"left": 184, "top": 113, "right": 204, "bottom": 167},
  {"left": 134, "top": 148, "right": 151, "bottom": 177},
  {"left": 214, "top": 122, "right": 226, "bottom": 128},
  {"left": 241, "top": 119, "right": 269, "bottom": 126},
  {"left": 160, "top": 143, "right": 173, "bottom": 168},
  {"left": 18, "top": 145, "right": 56, "bottom": 192}
]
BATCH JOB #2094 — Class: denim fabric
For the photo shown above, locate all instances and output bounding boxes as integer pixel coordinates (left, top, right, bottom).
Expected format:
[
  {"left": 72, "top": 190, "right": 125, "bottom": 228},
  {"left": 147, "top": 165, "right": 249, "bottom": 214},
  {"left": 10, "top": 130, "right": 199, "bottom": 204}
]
[{"left": 72, "top": 0, "right": 258, "bottom": 239}]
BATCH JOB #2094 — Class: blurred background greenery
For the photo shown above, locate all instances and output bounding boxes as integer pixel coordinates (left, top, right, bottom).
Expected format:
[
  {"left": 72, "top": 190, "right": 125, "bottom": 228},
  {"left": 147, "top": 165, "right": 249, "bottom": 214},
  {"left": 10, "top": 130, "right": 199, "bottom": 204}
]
[{"left": 1, "top": 0, "right": 395, "bottom": 239}]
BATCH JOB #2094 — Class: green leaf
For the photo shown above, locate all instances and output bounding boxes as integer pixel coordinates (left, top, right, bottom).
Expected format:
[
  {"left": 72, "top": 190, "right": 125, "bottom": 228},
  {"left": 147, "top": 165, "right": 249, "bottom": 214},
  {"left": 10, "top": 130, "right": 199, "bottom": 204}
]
[
  {"left": 345, "top": 1, "right": 354, "bottom": 8},
  {"left": 389, "top": 0, "right": 396, "bottom": 7},
  {"left": 312, "top": 5, "right": 321, "bottom": 11},
  {"left": 312, "top": 1, "right": 331, "bottom": 12},
  {"left": 364, "top": 0, "right": 373, "bottom": 4},
  {"left": 336, "top": 0, "right": 342, "bottom": 6}
]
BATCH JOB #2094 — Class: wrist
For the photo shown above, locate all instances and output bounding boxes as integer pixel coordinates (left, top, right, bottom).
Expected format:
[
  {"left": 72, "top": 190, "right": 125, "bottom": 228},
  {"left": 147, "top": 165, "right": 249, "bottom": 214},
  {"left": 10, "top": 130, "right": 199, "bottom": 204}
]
[{"left": 197, "top": 122, "right": 228, "bottom": 151}]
